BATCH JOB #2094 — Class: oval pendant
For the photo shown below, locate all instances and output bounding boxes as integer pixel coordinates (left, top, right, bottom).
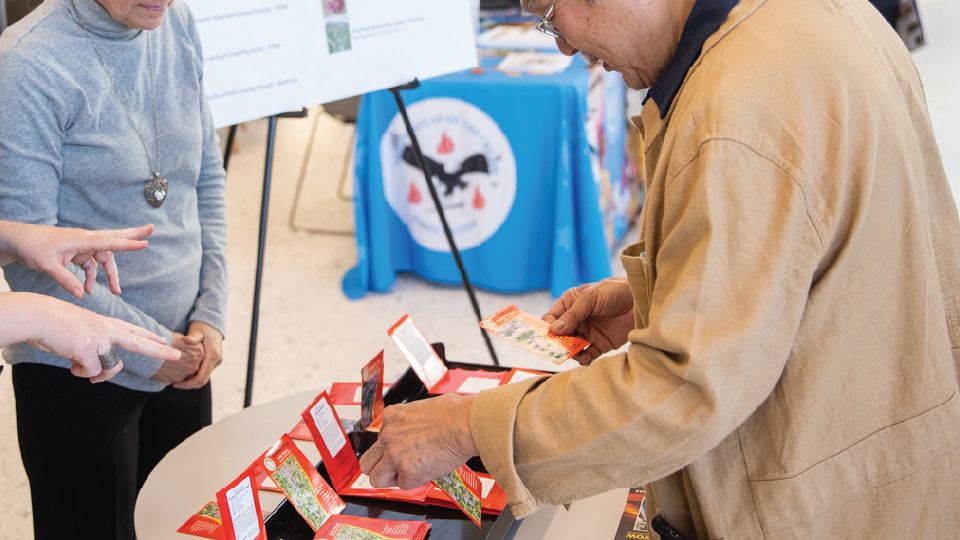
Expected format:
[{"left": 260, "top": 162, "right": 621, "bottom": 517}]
[{"left": 144, "top": 176, "right": 168, "bottom": 208}]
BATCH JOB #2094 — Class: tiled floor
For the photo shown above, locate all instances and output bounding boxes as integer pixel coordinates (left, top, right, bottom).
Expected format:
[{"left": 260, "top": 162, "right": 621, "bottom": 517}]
[{"left": 1, "top": 0, "right": 958, "bottom": 536}]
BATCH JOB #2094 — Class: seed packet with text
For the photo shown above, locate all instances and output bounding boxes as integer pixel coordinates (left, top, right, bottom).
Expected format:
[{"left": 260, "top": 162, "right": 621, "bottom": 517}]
[
  {"left": 427, "top": 472, "right": 506, "bottom": 515},
  {"left": 388, "top": 314, "right": 448, "bottom": 389},
  {"left": 481, "top": 304, "right": 590, "bottom": 364},
  {"left": 313, "top": 515, "right": 431, "bottom": 540},
  {"left": 301, "top": 391, "right": 430, "bottom": 503},
  {"left": 178, "top": 502, "right": 272, "bottom": 540},
  {"left": 498, "top": 367, "right": 550, "bottom": 386},
  {"left": 329, "top": 382, "right": 363, "bottom": 405},
  {"left": 360, "top": 350, "right": 385, "bottom": 430},
  {"left": 258, "top": 434, "right": 345, "bottom": 532},
  {"left": 430, "top": 465, "right": 483, "bottom": 526},
  {"left": 428, "top": 368, "right": 505, "bottom": 395},
  {"left": 215, "top": 466, "right": 267, "bottom": 540}
]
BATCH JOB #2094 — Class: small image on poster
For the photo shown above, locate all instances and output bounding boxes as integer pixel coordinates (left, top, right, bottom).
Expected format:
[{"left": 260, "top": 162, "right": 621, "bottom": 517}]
[
  {"left": 323, "top": 0, "right": 352, "bottom": 54},
  {"left": 613, "top": 487, "right": 648, "bottom": 540}
]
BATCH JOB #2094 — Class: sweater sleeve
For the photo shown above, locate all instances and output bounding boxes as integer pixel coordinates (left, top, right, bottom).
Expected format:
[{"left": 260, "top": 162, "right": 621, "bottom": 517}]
[
  {"left": 0, "top": 48, "right": 173, "bottom": 380},
  {"left": 183, "top": 6, "right": 228, "bottom": 337},
  {"left": 470, "top": 139, "right": 823, "bottom": 517}
]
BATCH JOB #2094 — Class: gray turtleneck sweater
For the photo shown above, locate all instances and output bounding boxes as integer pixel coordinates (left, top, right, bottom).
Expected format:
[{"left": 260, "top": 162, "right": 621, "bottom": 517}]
[{"left": 0, "top": 0, "right": 227, "bottom": 392}]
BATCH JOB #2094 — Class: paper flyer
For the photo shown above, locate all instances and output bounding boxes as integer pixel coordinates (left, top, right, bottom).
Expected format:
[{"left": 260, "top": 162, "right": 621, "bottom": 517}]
[
  {"left": 301, "top": 391, "right": 429, "bottom": 503},
  {"left": 313, "top": 515, "right": 431, "bottom": 540},
  {"left": 481, "top": 304, "right": 590, "bottom": 364},
  {"left": 215, "top": 467, "right": 267, "bottom": 540},
  {"left": 428, "top": 368, "right": 505, "bottom": 396},
  {"left": 498, "top": 367, "right": 550, "bottom": 386},
  {"left": 430, "top": 465, "right": 483, "bottom": 526},
  {"left": 360, "top": 351, "right": 385, "bottom": 430},
  {"left": 178, "top": 503, "right": 272, "bottom": 540},
  {"left": 613, "top": 487, "right": 649, "bottom": 540},
  {"left": 258, "top": 434, "right": 345, "bottom": 532},
  {"left": 388, "top": 315, "right": 448, "bottom": 389}
]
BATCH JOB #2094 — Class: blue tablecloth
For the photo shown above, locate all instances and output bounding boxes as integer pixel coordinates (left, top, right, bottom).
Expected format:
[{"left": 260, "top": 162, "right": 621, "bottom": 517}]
[{"left": 343, "top": 56, "right": 640, "bottom": 298}]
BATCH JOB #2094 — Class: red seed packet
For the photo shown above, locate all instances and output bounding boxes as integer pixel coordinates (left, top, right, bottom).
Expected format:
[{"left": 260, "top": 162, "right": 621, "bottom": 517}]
[
  {"left": 359, "top": 350, "right": 385, "bottom": 430},
  {"left": 177, "top": 503, "right": 272, "bottom": 540},
  {"left": 258, "top": 475, "right": 282, "bottom": 493},
  {"left": 313, "top": 515, "right": 431, "bottom": 540},
  {"left": 329, "top": 382, "right": 362, "bottom": 405},
  {"left": 430, "top": 465, "right": 483, "bottom": 526},
  {"left": 257, "top": 434, "right": 345, "bottom": 532},
  {"left": 215, "top": 466, "right": 267, "bottom": 540},
  {"left": 428, "top": 368, "right": 505, "bottom": 395},
  {"left": 480, "top": 304, "right": 590, "bottom": 364},
  {"left": 498, "top": 367, "right": 550, "bottom": 386},
  {"left": 301, "top": 391, "right": 429, "bottom": 504},
  {"left": 388, "top": 315, "right": 448, "bottom": 390},
  {"left": 427, "top": 472, "right": 506, "bottom": 516},
  {"left": 288, "top": 419, "right": 314, "bottom": 441}
]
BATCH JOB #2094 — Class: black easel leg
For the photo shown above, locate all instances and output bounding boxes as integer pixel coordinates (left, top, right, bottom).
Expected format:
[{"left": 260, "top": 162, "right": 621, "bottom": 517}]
[
  {"left": 245, "top": 116, "right": 277, "bottom": 408},
  {"left": 389, "top": 81, "right": 500, "bottom": 367},
  {"left": 223, "top": 124, "right": 239, "bottom": 172}
]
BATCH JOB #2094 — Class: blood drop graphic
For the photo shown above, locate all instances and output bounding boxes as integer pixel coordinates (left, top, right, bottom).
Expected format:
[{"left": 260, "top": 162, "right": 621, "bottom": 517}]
[
  {"left": 437, "top": 132, "right": 455, "bottom": 155},
  {"left": 408, "top": 181, "right": 422, "bottom": 203}
]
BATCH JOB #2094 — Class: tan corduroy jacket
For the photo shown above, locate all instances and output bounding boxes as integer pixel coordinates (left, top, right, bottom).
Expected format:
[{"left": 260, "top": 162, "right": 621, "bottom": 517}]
[{"left": 470, "top": 0, "right": 960, "bottom": 537}]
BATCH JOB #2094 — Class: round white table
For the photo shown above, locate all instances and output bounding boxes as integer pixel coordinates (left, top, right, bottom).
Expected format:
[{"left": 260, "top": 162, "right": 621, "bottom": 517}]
[{"left": 134, "top": 388, "right": 627, "bottom": 540}]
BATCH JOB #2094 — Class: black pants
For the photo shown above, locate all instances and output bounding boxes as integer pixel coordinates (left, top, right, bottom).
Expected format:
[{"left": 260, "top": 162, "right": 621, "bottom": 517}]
[{"left": 13, "top": 363, "right": 212, "bottom": 540}]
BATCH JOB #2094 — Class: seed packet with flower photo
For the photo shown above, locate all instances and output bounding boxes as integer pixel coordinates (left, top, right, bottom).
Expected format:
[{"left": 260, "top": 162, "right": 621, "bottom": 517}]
[
  {"left": 258, "top": 434, "right": 345, "bottom": 532},
  {"left": 427, "top": 472, "right": 506, "bottom": 516},
  {"left": 359, "top": 350, "right": 385, "bottom": 430},
  {"left": 430, "top": 465, "right": 482, "bottom": 526},
  {"left": 313, "top": 515, "right": 431, "bottom": 540},
  {"left": 481, "top": 304, "right": 590, "bottom": 364},
  {"left": 215, "top": 466, "right": 267, "bottom": 540}
]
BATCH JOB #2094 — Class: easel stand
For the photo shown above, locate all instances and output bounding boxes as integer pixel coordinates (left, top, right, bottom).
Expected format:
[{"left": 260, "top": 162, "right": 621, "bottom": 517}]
[{"left": 389, "top": 80, "right": 499, "bottom": 367}]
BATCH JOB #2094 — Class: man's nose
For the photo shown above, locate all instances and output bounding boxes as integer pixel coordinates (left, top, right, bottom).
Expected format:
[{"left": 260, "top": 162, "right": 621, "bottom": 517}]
[{"left": 556, "top": 38, "right": 579, "bottom": 56}]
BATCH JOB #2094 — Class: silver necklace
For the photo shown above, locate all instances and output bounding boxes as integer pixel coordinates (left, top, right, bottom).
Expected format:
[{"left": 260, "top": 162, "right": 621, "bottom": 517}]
[{"left": 69, "top": 0, "right": 168, "bottom": 208}]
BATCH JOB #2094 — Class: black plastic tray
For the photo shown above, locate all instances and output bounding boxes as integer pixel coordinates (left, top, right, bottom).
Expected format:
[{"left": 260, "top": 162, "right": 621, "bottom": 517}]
[{"left": 264, "top": 344, "right": 525, "bottom": 540}]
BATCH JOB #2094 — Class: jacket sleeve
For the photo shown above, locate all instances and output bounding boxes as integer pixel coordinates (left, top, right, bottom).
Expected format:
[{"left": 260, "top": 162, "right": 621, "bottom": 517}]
[
  {"left": 470, "top": 139, "right": 824, "bottom": 517},
  {"left": 184, "top": 7, "right": 228, "bottom": 336},
  {"left": 0, "top": 48, "right": 173, "bottom": 380}
]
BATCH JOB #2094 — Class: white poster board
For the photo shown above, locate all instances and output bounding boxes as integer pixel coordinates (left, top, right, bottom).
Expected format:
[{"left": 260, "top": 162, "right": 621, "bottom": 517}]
[{"left": 184, "top": 0, "right": 479, "bottom": 128}]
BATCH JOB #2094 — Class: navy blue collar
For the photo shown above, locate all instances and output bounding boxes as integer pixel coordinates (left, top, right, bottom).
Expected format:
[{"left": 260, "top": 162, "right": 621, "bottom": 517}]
[{"left": 645, "top": 0, "right": 741, "bottom": 118}]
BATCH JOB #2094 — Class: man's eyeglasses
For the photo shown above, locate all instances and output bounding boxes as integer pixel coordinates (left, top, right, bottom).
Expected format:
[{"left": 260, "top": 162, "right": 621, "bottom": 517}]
[{"left": 533, "top": 0, "right": 564, "bottom": 41}]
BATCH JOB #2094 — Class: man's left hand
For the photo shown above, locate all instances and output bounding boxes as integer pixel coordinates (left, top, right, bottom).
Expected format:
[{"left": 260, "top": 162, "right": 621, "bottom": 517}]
[
  {"left": 360, "top": 394, "right": 479, "bottom": 490},
  {"left": 173, "top": 320, "right": 223, "bottom": 389}
]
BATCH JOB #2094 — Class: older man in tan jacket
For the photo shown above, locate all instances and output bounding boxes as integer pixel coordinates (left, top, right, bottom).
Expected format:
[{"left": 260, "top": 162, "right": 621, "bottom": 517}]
[{"left": 359, "top": 0, "right": 960, "bottom": 537}]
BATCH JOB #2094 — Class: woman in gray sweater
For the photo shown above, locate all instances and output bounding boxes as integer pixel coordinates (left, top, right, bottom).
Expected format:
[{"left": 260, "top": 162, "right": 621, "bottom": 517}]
[{"left": 0, "top": 0, "right": 227, "bottom": 537}]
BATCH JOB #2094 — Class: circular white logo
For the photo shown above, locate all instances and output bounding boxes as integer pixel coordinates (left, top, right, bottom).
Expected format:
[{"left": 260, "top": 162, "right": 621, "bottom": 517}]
[
  {"left": 380, "top": 98, "right": 517, "bottom": 252},
  {"left": 263, "top": 457, "right": 277, "bottom": 472}
]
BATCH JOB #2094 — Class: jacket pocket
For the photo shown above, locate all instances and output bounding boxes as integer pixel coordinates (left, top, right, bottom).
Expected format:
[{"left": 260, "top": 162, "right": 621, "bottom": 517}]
[
  {"left": 747, "top": 390, "right": 960, "bottom": 532},
  {"left": 621, "top": 241, "right": 651, "bottom": 329}
]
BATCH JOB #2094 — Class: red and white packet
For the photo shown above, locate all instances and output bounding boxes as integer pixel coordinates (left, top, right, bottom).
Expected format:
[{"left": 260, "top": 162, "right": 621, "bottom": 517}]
[
  {"left": 313, "top": 515, "right": 431, "bottom": 540},
  {"left": 178, "top": 502, "right": 271, "bottom": 540},
  {"left": 498, "top": 367, "right": 550, "bottom": 386},
  {"left": 481, "top": 304, "right": 590, "bottom": 364},
  {"left": 359, "top": 350, "right": 385, "bottom": 430},
  {"left": 301, "top": 391, "right": 430, "bottom": 503},
  {"left": 328, "top": 382, "right": 362, "bottom": 405},
  {"left": 257, "top": 434, "right": 345, "bottom": 532},
  {"left": 427, "top": 472, "right": 507, "bottom": 516},
  {"left": 429, "top": 464, "right": 483, "bottom": 526},
  {"left": 215, "top": 466, "right": 267, "bottom": 540},
  {"left": 388, "top": 314, "right": 505, "bottom": 395}
]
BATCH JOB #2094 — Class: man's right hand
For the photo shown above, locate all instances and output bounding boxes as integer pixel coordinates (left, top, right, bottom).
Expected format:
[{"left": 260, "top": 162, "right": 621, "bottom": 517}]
[
  {"left": 543, "top": 277, "right": 637, "bottom": 365},
  {"left": 152, "top": 331, "right": 204, "bottom": 384}
]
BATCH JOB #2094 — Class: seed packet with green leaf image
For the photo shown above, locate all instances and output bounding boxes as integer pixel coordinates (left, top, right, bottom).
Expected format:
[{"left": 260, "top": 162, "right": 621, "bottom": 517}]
[{"left": 431, "top": 465, "right": 482, "bottom": 526}]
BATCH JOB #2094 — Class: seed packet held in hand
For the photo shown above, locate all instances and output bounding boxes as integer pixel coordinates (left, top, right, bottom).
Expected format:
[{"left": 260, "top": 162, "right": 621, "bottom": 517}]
[
  {"left": 481, "top": 304, "right": 590, "bottom": 364},
  {"left": 313, "top": 515, "right": 431, "bottom": 540},
  {"left": 431, "top": 464, "right": 483, "bottom": 526},
  {"left": 216, "top": 467, "right": 266, "bottom": 540},
  {"left": 359, "top": 350, "right": 385, "bottom": 430},
  {"left": 258, "top": 434, "right": 345, "bottom": 532}
]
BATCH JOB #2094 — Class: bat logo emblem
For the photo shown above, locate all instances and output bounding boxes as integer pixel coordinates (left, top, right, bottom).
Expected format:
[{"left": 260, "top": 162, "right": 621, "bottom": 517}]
[{"left": 401, "top": 146, "right": 489, "bottom": 196}]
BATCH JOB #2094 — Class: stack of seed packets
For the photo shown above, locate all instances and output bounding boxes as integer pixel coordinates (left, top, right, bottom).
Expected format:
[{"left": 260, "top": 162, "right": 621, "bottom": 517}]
[
  {"left": 481, "top": 304, "right": 590, "bottom": 364},
  {"left": 313, "top": 515, "right": 431, "bottom": 540}
]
